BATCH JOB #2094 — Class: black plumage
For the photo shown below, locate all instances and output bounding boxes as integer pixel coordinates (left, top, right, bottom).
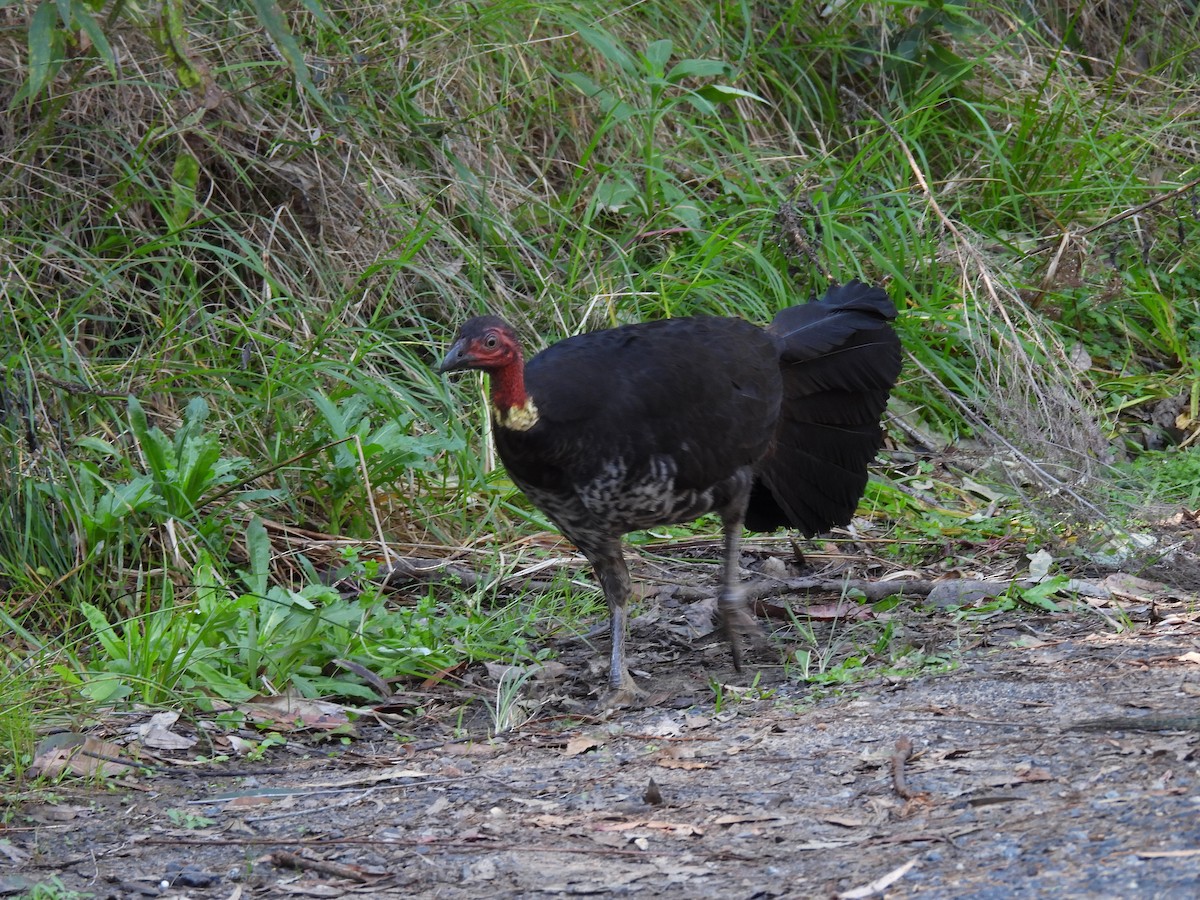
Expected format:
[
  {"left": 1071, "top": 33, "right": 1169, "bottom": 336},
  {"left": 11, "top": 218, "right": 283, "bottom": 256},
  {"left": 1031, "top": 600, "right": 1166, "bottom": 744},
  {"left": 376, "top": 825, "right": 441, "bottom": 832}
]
[{"left": 438, "top": 280, "right": 901, "bottom": 703}]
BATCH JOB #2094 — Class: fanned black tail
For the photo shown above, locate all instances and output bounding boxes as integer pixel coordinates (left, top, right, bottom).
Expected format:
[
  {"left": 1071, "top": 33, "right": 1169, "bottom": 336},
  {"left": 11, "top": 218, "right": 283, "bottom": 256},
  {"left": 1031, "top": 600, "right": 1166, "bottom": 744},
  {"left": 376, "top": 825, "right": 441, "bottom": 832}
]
[{"left": 744, "top": 280, "right": 901, "bottom": 535}]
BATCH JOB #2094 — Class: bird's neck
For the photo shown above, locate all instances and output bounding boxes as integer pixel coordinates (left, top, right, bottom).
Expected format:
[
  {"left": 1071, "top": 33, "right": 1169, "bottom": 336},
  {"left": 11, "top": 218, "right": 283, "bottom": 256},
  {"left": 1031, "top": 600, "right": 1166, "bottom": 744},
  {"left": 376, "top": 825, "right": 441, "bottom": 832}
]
[{"left": 489, "top": 362, "right": 539, "bottom": 431}]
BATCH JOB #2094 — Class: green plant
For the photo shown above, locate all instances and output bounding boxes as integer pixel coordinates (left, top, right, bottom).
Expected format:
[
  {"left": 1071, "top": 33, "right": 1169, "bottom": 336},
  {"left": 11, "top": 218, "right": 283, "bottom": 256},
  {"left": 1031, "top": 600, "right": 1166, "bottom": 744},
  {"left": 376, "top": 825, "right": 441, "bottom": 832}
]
[
  {"left": 561, "top": 31, "right": 764, "bottom": 226},
  {"left": 14, "top": 0, "right": 331, "bottom": 109},
  {"left": 1, "top": 0, "right": 1198, "bottom": 740},
  {"left": 490, "top": 665, "right": 538, "bottom": 735},
  {"left": 305, "top": 390, "right": 462, "bottom": 535},
  {"left": 243, "top": 733, "right": 288, "bottom": 762},
  {"left": 166, "top": 808, "right": 217, "bottom": 829},
  {"left": 15, "top": 875, "right": 91, "bottom": 900},
  {"left": 784, "top": 598, "right": 954, "bottom": 687},
  {"left": 708, "top": 670, "right": 775, "bottom": 711},
  {"left": 951, "top": 575, "right": 1073, "bottom": 620}
]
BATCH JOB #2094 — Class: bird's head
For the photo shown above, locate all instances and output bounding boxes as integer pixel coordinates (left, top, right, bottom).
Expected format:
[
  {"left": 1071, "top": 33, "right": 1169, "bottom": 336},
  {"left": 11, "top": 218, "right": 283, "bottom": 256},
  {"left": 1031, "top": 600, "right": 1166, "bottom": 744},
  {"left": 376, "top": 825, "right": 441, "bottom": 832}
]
[{"left": 437, "top": 316, "right": 523, "bottom": 375}]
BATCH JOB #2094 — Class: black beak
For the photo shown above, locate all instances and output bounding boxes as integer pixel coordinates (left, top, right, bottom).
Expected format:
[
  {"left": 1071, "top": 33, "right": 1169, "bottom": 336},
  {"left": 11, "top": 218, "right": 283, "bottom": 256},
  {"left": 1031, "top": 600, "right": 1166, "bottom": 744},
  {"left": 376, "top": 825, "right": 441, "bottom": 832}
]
[{"left": 436, "top": 339, "right": 470, "bottom": 374}]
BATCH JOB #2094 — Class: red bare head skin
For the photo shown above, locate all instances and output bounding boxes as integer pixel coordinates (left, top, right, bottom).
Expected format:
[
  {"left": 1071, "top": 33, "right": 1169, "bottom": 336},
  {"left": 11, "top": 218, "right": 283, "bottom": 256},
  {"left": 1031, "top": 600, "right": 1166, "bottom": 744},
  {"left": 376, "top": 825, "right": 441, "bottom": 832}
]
[{"left": 438, "top": 316, "right": 528, "bottom": 412}]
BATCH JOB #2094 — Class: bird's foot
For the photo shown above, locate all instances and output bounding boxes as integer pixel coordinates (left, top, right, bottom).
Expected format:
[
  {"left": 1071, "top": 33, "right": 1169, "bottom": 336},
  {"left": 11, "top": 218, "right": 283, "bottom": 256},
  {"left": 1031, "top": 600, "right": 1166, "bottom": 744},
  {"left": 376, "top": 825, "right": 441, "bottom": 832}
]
[
  {"left": 719, "top": 601, "right": 765, "bottom": 673},
  {"left": 600, "top": 670, "right": 648, "bottom": 709}
]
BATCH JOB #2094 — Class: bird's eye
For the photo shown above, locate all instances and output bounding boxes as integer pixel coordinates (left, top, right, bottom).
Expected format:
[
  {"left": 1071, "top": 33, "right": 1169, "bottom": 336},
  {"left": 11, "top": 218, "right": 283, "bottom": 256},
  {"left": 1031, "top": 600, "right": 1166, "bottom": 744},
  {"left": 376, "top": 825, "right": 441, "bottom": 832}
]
[{"left": 484, "top": 334, "right": 499, "bottom": 349}]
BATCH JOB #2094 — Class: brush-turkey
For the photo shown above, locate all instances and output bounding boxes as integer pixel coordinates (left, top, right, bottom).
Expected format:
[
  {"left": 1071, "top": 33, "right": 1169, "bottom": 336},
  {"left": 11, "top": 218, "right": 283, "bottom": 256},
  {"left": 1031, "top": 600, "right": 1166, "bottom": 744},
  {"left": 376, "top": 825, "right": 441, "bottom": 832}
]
[{"left": 438, "top": 281, "right": 901, "bottom": 704}]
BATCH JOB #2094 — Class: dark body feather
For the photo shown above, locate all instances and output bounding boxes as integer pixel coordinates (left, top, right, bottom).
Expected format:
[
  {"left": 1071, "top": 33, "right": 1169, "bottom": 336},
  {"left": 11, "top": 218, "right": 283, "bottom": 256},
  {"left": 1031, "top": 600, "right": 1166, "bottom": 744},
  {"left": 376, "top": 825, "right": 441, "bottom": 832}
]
[
  {"left": 497, "top": 317, "right": 781, "bottom": 545},
  {"left": 439, "top": 281, "right": 901, "bottom": 703}
]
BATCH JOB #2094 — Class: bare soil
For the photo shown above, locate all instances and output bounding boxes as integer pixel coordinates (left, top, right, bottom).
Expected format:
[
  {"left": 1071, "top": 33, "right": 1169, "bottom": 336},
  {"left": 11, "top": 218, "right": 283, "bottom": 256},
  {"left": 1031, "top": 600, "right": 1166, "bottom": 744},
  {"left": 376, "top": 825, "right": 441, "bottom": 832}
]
[{"left": 5, "top": 558, "right": 1200, "bottom": 900}]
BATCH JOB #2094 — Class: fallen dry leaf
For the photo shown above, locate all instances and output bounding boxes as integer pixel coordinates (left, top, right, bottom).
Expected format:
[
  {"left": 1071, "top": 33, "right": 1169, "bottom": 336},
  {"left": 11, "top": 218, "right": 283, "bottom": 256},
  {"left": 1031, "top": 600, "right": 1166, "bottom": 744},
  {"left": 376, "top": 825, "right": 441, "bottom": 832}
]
[
  {"left": 838, "top": 857, "right": 920, "bottom": 899},
  {"left": 1014, "top": 765, "right": 1054, "bottom": 783},
  {"left": 135, "top": 711, "right": 197, "bottom": 751},
  {"left": 532, "top": 814, "right": 577, "bottom": 828},
  {"left": 643, "top": 777, "right": 663, "bottom": 805},
  {"left": 443, "top": 742, "right": 500, "bottom": 758},
  {"left": 240, "top": 691, "right": 354, "bottom": 734},
  {"left": 712, "top": 813, "right": 786, "bottom": 827},
  {"left": 29, "top": 733, "right": 139, "bottom": 779},
  {"left": 787, "top": 601, "right": 873, "bottom": 621},
  {"left": 657, "top": 757, "right": 712, "bottom": 770},
  {"left": 595, "top": 819, "right": 704, "bottom": 837},
  {"left": 563, "top": 734, "right": 605, "bottom": 757}
]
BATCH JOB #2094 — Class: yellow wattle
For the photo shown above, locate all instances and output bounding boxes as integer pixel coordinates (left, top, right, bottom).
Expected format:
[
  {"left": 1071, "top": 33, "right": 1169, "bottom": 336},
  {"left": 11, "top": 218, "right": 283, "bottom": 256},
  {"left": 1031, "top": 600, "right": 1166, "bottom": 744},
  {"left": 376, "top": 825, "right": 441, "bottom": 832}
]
[{"left": 491, "top": 397, "right": 539, "bottom": 431}]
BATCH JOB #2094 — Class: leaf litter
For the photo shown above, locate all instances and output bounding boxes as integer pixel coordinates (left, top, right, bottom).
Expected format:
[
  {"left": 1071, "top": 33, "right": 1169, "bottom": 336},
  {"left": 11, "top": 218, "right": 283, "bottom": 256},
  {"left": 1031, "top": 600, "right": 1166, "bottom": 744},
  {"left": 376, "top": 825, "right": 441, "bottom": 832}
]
[{"left": 7, "top": 550, "right": 1200, "bottom": 898}]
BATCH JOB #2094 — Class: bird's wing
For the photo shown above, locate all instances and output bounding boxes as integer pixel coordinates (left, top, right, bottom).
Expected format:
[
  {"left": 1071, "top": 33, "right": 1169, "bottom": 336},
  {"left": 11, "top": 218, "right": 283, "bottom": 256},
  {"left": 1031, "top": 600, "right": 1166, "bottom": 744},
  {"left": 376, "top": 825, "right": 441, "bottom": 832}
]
[{"left": 507, "top": 318, "right": 780, "bottom": 493}]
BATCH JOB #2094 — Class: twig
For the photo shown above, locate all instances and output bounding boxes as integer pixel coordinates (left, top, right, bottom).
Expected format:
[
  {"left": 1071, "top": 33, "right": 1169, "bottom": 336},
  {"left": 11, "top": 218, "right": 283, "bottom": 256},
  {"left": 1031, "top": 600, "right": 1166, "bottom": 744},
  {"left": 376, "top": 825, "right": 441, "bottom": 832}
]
[
  {"left": 353, "top": 432, "right": 396, "bottom": 568},
  {"left": 904, "top": 354, "right": 1108, "bottom": 520},
  {"left": 1021, "top": 175, "right": 1200, "bottom": 258},
  {"left": 199, "top": 438, "right": 354, "bottom": 508},
  {"left": 142, "top": 836, "right": 659, "bottom": 856},
  {"left": 20, "top": 369, "right": 128, "bottom": 398},
  {"left": 378, "top": 555, "right": 482, "bottom": 587},
  {"left": 268, "top": 851, "right": 370, "bottom": 882},
  {"left": 891, "top": 736, "right": 920, "bottom": 800},
  {"left": 838, "top": 857, "right": 920, "bottom": 899},
  {"left": 1069, "top": 715, "right": 1200, "bottom": 733},
  {"left": 671, "top": 577, "right": 938, "bottom": 606}
]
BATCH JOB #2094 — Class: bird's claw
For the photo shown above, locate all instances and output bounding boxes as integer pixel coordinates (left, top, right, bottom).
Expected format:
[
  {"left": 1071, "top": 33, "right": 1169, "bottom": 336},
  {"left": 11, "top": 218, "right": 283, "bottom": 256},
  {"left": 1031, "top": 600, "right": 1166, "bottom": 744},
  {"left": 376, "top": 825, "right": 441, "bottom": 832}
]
[
  {"left": 601, "top": 670, "right": 648, "bottom": 709},
  {"left": 719, "top": 602, "right": 764, "bottom": 673}
]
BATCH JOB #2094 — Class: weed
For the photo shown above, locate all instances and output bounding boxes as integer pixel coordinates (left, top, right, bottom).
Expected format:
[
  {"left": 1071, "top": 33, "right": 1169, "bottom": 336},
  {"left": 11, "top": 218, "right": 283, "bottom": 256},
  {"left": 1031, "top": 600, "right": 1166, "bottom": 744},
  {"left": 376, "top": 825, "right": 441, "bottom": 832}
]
[
  {"left": 784, "top": 599, "right": 954, "bottom": 687},
  {"left": 14, "top": 877, "right": 91, "bottom": 900},
  {"left": 165, "top": 808, "right": 217, "bottom": 830},
  {"left": 2, "top": 0, "right": 1199, "bottom": 733},
  {"left": 490, "top": 665, "right": 538, "bottom": 735}
]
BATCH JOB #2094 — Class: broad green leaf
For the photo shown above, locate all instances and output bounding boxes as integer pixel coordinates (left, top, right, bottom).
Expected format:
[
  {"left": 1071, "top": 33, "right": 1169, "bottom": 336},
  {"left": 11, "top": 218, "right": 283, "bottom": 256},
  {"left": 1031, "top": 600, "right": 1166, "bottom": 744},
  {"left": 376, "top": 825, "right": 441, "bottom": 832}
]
[
  {"left": 127, "top": 396, "right": 172, "bottom": 483},
  {"left": 186, "top": 661, "right": 258, "bottom": 701},
  {"left": 80, "top": 602, "right": 125, "bottom": 661},
  {"left": 157, "top": 0, "right": 203, "bottom": 89},
  {"left": 668, "top": 201, "right": 702, "bottom": 231},
  {"left": 666, "top": 58, "right": 730, "bottom": 82},
  {"left": 22, "top": 1, "right": 59, "bottom": 101},
  {"left": 695, "top": 84, "right": 768, "bottom": 104},
  {"left": 181, "top": 396, "right": 210, "bottom": 438},
  {"left": 643, "top": 39, "right": 673, "bottom": 77},
  {"left": 575, "top": 25, "right": 636, "bottom": 74},
  {"left": 244, "top": 516, "right": 270, "bottom": 597},
  {"left": 563, "top": 69, "right": 638, "bottom": 123},
  {"left": 683, "top": 94, "right": 717, "bottom": 116},
  {"left": 308, "top": 389, "right": 350, "bottom": 438},
  {"left": 250, "top": 0, "right": 332, "bottom": 114},
  {"left": 75, "top": 436, "right": 121, "bottom": 457},
  {"left": 169, "top": 151, "right": 199, "bottom": 231},
  {"left": 92, "top": 475, "right": 160, "bottom": 536},
  {"left": 562, "top": 70, "right": 601, "bottom": 98},
  {"left": 294, "top": 0, "right": 334, "bottom": 28},
  {"left": 81, "top": 677, "right": 133, "bottom": 703},
  {"left": 593, "top": 174, "right": 639, "bottom": 213}
]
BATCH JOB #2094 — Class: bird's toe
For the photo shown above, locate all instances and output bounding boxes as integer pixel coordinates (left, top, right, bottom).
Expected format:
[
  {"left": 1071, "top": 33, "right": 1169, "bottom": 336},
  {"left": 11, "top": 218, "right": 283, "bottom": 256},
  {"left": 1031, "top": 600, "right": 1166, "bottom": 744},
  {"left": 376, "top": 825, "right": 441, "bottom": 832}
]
[
  {"left": 601, "top": 672, "right": 648, "bottom": 709},
  {"left": 720, "top": 605, "right": 765, "bottom": 672}
]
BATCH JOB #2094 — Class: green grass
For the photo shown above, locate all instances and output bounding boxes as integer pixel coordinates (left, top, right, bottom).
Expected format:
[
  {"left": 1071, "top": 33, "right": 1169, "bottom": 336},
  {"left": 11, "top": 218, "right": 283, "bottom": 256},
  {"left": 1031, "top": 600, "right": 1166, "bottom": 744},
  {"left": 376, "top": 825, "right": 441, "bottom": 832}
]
[{"left": 2, "top": 0, "right": 1200, "bottom": 772}]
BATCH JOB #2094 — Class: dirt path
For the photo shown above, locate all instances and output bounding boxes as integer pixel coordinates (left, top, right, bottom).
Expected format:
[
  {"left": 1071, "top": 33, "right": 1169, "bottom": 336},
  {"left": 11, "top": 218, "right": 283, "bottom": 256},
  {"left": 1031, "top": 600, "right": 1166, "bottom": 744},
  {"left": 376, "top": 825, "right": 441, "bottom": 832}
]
[{"left": 7, "top": 592, "right": 1200, "bottom": 899}]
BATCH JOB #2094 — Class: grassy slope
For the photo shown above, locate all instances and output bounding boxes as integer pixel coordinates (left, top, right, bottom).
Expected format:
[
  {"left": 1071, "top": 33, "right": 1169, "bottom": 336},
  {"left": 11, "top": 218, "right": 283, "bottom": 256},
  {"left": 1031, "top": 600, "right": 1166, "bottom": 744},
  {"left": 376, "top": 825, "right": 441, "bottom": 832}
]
[{"left": 1, "top": 0, "right": 1198, "bottom": 767}]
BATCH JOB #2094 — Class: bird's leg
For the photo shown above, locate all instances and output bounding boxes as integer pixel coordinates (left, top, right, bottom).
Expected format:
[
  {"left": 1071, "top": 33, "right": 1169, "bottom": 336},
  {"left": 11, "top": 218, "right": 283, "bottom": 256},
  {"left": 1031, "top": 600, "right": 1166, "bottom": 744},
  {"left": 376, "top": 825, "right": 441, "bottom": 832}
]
[
  {"left": 582, "top": 541, "right": 644, "bottom": 706},
  {"left": 718, "top": 496, "right": 762, "bottom": 672}
]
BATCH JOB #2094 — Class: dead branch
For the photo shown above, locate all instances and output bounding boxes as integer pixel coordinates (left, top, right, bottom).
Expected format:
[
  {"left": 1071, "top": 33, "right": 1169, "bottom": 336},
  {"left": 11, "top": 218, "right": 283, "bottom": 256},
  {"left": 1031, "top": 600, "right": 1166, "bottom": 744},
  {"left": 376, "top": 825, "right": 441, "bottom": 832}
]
[
  {"left": 1021, "top": 175, "right": 1200, "bottom": 258},
  {"left": 891, "top": 736, "right": 920, "bottom": 800},
  {"left": 378, "top": 556, "right": 482, "bottom": 587},
  {"left": 267, "top": 850, "right": 370, "bottom": 882},
  {"left": 672, "top": 578, "right": 939, "bottom": 606}
]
